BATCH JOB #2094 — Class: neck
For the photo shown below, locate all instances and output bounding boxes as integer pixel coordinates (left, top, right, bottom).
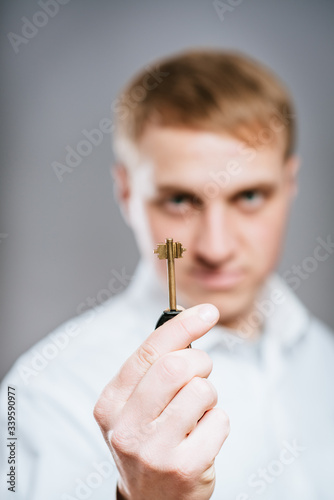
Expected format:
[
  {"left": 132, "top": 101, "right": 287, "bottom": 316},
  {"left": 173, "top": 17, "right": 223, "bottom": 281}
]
[{"left": 219, "top": 305, "right": 263, "bottom": 342}]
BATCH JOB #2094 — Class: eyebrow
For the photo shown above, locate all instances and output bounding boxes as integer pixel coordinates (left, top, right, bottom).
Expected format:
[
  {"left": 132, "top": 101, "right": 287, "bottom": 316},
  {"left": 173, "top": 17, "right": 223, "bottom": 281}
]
[
  {"left": 230, "top": 181, "right": 277, "bottom": 193},
  {"left": 155, "top": 185, "right": 198, "bottom": 195},
  {"left": 155, "top": 180, "right": 277, "bottom": 197}
]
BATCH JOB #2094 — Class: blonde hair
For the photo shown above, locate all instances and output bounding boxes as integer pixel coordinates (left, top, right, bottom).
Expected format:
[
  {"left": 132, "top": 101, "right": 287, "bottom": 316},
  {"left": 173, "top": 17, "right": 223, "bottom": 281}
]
[{"left": 113, "top": 49, "right": 296, "bottom": 162}]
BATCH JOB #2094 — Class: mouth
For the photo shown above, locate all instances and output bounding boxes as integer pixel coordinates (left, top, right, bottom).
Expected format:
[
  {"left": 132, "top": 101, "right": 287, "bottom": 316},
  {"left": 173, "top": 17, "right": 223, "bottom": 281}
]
[{"left": 190, "top": 267, "right": 246, "bottom": 291}]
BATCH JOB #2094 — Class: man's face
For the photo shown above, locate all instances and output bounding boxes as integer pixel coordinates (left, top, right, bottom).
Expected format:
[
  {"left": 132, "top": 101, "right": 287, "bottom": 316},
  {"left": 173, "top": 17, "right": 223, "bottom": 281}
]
[{"left": 116, "top": 126, "right": 298, "bottom": 327}]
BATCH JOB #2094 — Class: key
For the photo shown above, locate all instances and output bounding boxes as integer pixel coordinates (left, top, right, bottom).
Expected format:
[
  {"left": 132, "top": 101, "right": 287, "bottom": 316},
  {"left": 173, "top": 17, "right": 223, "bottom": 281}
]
[{"left": 154, "top": 238, "right": 190, "bottom": 347}]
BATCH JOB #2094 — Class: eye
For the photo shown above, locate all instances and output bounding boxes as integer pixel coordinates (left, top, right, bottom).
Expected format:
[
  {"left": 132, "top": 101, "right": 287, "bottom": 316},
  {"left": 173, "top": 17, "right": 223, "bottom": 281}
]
[
  {"left": 236, "top": 190, "right": 265, "bottom": 211},
  {"left": 170, "top": 194, "right": 188, "bottom": 205},
  {"left": 162, "top": 193, "right": 202, "bottom": 215}
]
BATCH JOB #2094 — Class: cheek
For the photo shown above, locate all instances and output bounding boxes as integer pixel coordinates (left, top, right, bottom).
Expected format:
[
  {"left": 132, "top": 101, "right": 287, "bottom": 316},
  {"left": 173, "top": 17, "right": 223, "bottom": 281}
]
[
  {"left": 242, "top": 203, "right": 289, "bottom": 268},
  {"left": 128, "top": 197, "right": 152, "bottom": 256}
]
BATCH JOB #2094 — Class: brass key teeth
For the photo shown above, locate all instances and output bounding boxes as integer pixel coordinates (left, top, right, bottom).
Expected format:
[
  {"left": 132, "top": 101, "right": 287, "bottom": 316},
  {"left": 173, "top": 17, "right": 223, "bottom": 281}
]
[
  {"left": 154, "top": 239, "right": 186, "bottom": 259},
  {"left": 154, "top": 238, "right": 185, "bottom": 311}
]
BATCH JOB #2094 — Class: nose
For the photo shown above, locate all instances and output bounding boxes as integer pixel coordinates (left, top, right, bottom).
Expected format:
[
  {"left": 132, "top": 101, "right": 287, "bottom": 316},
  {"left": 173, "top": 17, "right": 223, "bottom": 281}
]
[{"left": 194, "top": 202, "right": 236, "bottom": 266}]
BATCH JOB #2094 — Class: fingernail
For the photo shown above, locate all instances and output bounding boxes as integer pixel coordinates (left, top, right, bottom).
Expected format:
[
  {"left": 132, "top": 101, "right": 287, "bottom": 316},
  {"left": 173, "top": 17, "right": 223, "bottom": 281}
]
[{"left": 198, "top": 304, "right": 219, "bottom": 323}]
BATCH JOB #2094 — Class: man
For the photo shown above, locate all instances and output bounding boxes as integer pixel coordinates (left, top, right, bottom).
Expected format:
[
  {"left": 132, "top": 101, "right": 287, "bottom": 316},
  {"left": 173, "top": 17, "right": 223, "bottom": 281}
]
[{"left": 1, "top": 50, "right": 334, "bottom": 500}]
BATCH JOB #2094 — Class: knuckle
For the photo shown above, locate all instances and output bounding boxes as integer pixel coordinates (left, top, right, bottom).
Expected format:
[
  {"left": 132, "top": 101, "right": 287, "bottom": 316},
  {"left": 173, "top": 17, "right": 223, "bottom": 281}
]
[
  {"left": 159, "top": 354, "right": 187, "bottom": 380},
  {"left": 172, "top": 455, "right": 215, "bottom": 485},
  {"left": 111, "top": 427, "right": 158, "bottom": 466},
  {"left": 202, "top": 351, "right": 214, "bottom": 372},
  {"left": 173, "top": 460, "right": 197, "bottom": 482},
  {"left": 194, "top": 349, "right": 213, "bottom": 374},
  {"left": 110, "top": 424, "right": 138, "bottom": 454},
  {"left": 136, "top": 341, "right": 160, "bottom": 369},
  {"left": 109, "top": 427, "right": 123, "bottom": 451},
  {"left": 190, "top": 377, "right": 217, "bottom": 406},
  {"left": 190, "top": 349, "right": 213, "bottom": 374},
  {"left": 93, "top": 386, "right": 118, "bottom": 429},
  {"left": 93, "top": 395, "right": 110, "bottom": 429},
  {"left": 200, "top": 464, "right": 216, "bottom": 485},
  {"left": 215, "top": 408, "right": 230, "bottom": 434},
  {"left": 93, "top": 399, "right": 104, "bottom": 424}
]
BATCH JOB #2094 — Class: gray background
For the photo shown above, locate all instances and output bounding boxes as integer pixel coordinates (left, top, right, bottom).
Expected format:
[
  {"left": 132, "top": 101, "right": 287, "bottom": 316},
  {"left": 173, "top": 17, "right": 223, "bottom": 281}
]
[{"left": 1, "top": 0, "right": 333, "bottom": 381}]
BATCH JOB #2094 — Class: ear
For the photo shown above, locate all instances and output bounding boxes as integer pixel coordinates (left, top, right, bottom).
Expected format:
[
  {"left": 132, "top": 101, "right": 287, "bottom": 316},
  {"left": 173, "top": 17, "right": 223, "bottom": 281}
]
[
  {"left": 284, "top": 154, "right": 300, "bottom": 198},
  {"left": 111, "top": 164, "right": 132, "bottom": 225}
]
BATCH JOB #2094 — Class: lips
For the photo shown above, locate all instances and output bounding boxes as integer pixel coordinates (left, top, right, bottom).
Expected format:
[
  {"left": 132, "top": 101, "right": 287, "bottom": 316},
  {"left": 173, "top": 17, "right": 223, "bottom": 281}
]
[{"left": 190, "top": 267, "right": 246, "bottom": 291}]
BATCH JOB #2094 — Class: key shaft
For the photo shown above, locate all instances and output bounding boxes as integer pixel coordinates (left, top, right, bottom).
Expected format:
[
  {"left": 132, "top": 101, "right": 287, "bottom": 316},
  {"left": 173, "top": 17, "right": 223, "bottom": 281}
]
[
  {"left": 167, "top": 239, "right": 176, "bottom": 310},
  {"left": 154, "top": 238, "right": 185, "bottom": 311}
]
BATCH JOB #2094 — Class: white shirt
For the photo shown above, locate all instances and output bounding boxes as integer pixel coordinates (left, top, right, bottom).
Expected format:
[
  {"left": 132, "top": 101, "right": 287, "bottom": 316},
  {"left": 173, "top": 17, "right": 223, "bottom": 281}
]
[{"left": 1, "top": 261, "right": 334, "bottom": 499}]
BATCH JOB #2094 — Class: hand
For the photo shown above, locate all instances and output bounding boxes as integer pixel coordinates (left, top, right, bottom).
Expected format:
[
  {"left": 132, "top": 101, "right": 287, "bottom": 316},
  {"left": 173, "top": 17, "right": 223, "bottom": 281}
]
[{"left": 94, "top": 304, "right": 230, "bottom": 500}]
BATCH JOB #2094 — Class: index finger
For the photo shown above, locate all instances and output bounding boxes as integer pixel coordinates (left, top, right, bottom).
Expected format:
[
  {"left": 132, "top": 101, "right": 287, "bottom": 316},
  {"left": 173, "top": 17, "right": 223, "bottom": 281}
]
[{"left": 112, "top": 303, "right": 219, "bottom": 404}]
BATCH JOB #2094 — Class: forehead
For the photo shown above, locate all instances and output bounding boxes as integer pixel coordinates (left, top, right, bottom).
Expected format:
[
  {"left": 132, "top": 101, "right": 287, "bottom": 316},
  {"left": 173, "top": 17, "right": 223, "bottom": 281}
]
[{"left": 135, "top": 126, "right": 285, "bottom": 193}]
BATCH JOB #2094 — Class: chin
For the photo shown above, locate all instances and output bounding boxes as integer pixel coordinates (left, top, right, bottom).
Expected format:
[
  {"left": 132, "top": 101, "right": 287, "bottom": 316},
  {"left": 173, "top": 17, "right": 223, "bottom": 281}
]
[
  {"left": 184, "top": 272, "right": 264, "bottom": 319},
  {"left": 182, "top": 287, "right": 250, "bottom": 318}
]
